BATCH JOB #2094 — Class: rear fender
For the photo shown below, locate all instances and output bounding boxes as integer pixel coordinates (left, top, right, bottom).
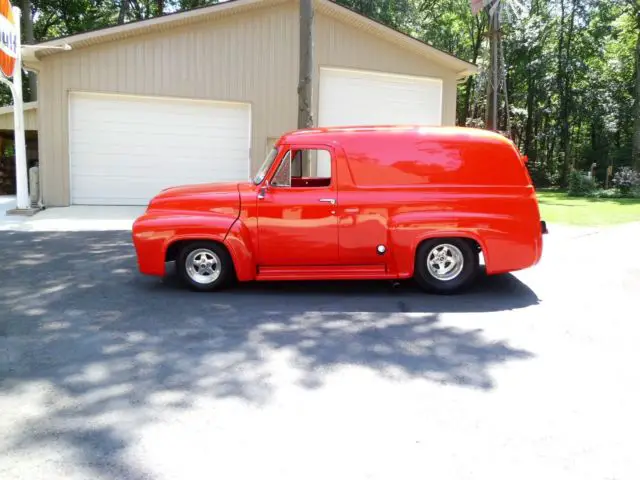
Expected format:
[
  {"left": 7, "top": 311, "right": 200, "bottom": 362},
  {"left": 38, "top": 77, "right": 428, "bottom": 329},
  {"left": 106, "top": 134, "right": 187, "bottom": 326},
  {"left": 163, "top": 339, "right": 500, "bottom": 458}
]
[
  {"left": 388, "top": 212, "right": 493, "bottom": 277},
  {"left": 389, "top": 211, "right": 539, "bottom": 277}
]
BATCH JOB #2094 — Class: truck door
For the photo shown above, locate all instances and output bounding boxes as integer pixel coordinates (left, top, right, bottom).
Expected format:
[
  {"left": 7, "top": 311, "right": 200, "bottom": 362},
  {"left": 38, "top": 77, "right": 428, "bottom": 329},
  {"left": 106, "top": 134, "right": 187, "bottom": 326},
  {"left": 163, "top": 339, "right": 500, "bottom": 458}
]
[{"left": 256, "top": 146, "right": 339, "bottom": 266}]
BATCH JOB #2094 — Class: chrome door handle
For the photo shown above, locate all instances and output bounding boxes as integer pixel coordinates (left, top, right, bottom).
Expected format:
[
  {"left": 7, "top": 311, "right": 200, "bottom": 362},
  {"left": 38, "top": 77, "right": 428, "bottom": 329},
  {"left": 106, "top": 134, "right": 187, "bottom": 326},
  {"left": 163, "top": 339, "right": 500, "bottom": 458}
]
[{"left": 319, "top": 198, "right": 336, "bottom": 205}]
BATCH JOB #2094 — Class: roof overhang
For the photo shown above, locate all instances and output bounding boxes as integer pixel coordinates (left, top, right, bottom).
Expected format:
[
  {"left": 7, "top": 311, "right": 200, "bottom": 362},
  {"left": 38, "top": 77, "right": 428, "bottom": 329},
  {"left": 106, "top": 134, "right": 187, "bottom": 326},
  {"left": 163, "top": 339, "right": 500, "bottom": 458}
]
[
  {"left": 22, "top": 0, "right": 477, "bottom": 79},
  {"left": 0, "top": 102, "right": 38, "bottom": 115},
  {"left": 0, "top": 102, "right": 39, "bottom": 132}
]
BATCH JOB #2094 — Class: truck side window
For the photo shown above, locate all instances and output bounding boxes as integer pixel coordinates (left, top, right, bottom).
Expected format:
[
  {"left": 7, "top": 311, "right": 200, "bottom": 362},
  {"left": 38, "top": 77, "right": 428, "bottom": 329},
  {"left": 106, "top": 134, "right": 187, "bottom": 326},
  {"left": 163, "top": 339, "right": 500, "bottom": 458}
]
[{"left": 271, "top": 148, "right": 332, "bottom": 188}]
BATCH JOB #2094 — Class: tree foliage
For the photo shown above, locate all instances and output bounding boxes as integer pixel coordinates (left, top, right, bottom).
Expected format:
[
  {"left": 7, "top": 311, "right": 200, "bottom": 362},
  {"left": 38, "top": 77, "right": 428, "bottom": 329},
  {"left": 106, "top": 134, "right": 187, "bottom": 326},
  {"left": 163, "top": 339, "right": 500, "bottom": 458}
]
[
  {"left": 3, "top": 0, "right": 638, "bottom": 187},
  {"left": 338, "top": 0, "right": 640, "bottom": 186}
]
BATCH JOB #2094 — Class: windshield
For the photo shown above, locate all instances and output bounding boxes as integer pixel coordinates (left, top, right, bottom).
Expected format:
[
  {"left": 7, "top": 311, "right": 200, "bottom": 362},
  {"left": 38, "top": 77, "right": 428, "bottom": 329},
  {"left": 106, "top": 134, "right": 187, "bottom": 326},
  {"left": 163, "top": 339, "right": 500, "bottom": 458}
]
[{"left": 253, "top": 147, "right": 278, "bottom": 185}]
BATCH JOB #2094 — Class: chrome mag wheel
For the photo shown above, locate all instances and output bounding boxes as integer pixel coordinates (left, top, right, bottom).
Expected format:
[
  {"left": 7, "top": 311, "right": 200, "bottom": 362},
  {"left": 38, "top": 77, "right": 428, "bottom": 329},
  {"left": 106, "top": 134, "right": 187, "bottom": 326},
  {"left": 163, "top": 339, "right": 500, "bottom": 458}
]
[
  {"left": 185, "top": 248, "right": 221, "bottom": 285},
  {"left": 426, "top": 243, "right": 465, "bottom": 282}
]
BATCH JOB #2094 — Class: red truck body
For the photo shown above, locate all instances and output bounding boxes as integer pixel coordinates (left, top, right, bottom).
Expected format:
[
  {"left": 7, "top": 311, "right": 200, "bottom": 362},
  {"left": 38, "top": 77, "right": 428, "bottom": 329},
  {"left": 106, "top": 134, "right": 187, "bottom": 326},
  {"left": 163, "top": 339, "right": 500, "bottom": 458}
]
[{"left": 132, "top": 125, "right": 546, "bottom": 293}]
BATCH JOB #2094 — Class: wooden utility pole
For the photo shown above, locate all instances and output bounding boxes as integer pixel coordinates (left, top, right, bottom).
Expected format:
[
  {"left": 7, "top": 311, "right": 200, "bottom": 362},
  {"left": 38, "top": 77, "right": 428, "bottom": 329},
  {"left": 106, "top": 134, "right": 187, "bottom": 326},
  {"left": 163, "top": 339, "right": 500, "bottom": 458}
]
[
  {"left": 499, "top": 21, "right": 511, "bottom": 135},
  {"left": 633, "top": 26, "right": 640, "bottom": 170},
  {"left": 21, "top": 0, "right": 37, "bottom": 100},
  {"left": 298, "top": 0, "right": 314, "bottom": 129},
  {"left": 485, "top": 0, "right": 501, "bottom": 131},
  {"left": 118, "top": 0, "right": 129, "bottom": 25}
]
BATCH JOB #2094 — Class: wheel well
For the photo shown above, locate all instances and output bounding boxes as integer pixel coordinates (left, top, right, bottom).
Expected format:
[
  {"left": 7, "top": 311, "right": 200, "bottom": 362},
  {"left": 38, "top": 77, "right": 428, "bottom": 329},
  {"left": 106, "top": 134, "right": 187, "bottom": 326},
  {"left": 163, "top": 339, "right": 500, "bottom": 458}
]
[
  {"left": 415, "top": 236, "right": 482, "bottom": 259},
  {"left": 165, "top": 238, "right": 233, "bottom": 264}
]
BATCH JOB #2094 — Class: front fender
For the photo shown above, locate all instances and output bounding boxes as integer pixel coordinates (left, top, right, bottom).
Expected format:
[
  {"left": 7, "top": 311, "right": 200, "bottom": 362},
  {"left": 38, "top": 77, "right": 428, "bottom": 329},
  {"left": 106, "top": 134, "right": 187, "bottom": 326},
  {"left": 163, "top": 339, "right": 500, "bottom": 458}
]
[
  {"left": 224, "top": 218, "right": 256, "bottom": 282},
  {"left": 132, "top": 210, "right": 238, "bottom": 277}
]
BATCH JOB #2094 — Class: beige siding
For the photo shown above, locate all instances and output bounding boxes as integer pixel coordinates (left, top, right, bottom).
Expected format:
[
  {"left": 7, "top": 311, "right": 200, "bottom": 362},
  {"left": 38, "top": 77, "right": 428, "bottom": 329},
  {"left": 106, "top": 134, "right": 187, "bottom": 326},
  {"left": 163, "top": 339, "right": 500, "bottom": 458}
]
[
  {"left": 38, "top": 1, "right": 298, "bottom": 206},
  {"left": 314, "top": 12, "right": 458, "bottom": 126},
  {"left": 0, "top": 108, "right": 39, "bottom": 131}
]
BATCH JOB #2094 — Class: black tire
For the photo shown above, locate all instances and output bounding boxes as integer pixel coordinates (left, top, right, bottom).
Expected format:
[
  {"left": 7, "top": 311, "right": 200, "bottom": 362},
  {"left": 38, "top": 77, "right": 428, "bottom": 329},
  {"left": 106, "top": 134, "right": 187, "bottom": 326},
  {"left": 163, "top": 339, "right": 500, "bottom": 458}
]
[
  {"left": 176, "top": 241, "right": 234, "bottom": 292},
  {"left": 414, "top": 237, "right": 479, "bottom": 294}
]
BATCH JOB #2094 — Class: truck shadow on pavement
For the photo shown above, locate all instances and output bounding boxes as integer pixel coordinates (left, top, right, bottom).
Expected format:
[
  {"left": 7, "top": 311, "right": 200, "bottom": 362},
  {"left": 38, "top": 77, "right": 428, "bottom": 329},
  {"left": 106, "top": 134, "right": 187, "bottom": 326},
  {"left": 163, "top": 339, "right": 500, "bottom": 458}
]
[{"left": 0, "top": 231, "right": 539, "bottom": 480}]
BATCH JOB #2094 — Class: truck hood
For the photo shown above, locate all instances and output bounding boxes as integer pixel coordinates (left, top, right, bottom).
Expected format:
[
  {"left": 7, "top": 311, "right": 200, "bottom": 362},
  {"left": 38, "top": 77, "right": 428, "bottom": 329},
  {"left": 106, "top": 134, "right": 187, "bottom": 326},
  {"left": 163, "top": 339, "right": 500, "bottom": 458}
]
[{"left": 147, "top": 182, "right": 244, "bottom": 217}]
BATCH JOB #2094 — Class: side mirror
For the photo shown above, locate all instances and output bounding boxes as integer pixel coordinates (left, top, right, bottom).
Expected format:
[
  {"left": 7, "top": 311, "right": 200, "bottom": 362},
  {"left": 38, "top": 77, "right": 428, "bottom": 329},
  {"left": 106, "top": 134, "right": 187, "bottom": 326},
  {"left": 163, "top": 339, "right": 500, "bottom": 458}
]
[{"left": 258, "top": 181, "right": 270, "bottom": 200}]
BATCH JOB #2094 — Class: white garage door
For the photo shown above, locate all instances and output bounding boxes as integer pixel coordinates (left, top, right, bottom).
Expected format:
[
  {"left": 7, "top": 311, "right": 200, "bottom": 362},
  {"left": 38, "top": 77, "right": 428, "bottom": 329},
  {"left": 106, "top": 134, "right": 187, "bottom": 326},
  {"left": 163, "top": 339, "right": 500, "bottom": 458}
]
[
  {"left": 318, "top": 67, "right": 443, "bottom": 127},
  {"left": 69, "top": 92, "right": 251, "bottom": 205}
]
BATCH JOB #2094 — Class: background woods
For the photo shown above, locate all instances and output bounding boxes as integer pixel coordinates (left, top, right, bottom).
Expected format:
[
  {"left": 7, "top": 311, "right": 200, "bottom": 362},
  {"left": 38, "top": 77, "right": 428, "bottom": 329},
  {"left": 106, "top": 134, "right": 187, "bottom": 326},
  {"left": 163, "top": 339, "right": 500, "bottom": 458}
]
[{"left": 3, "top": 0, "right": 639, "bottom": 189}]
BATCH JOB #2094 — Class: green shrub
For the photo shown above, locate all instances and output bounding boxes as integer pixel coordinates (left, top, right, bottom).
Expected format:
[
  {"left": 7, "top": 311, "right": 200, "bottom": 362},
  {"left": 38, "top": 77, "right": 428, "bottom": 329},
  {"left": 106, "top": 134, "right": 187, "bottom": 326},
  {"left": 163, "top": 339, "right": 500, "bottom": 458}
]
[
  {"left": 568, "top": 170, "right": 596, "bottom": 197},
  {"left": 527, "top": 164, "right": 560, "bottom": 188},
  {"left": 586, "top": 188, "right": 620, "bottom": 199},
  {"left": 612, "top": 167, "right": 640, "bottom": 194},
  {"left": 586, "top": 187, "right": 640, "bottom": 199}
]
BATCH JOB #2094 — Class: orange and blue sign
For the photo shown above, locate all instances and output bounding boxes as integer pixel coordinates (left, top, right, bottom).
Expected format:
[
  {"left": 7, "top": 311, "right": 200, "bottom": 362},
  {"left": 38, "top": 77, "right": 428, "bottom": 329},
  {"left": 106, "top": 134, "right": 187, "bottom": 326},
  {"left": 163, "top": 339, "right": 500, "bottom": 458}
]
[{"left": 0, "top": 0, "right": 17, "bottom": 78}]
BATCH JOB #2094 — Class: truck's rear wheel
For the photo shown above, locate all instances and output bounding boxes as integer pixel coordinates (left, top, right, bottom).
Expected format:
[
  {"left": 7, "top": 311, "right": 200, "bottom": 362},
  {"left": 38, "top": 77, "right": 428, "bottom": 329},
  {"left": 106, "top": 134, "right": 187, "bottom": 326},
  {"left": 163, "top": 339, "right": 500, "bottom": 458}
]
[
  {"left": 414, "top": 238, "right": 479, "bottom": 294},
  {"left": 176, "top": 241, "right": 233, "bottom": 292}
]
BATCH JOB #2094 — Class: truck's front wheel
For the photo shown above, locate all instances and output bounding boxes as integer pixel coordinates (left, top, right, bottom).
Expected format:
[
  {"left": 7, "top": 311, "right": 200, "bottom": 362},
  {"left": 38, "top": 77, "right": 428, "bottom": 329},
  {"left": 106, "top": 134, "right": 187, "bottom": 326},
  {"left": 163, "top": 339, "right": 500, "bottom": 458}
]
[
  {"left": 414, "top": 238, "right": 479, "bottom": 294},
  {"left": 176, "top": 241, "right": 233, "bottom": 292}
]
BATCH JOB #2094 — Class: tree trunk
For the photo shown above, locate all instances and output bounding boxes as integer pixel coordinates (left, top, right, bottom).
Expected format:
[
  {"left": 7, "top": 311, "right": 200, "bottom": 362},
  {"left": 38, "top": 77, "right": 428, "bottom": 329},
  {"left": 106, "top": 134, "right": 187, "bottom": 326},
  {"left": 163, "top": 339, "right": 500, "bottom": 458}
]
[
  {"left": 499, "top": 29, "right": 510, "bottom": 135},
  {"left": 633, "top": 27, "right": 640, "bottom": 171},
  {"left": 556, "top": 0, "right": 566, "bottom": 180},
  {"left": 118, "top": 0, "right": 129, "bottom": 24},
  {"left": 561, "top": 0, "right": 577, "bottom": 181},
  {"left": 461, "top": 17, "right": 485, "bottom": 126},
  {"left": 298, "top": 0, "right": 314, "bottom": 129},
  {"left": 21, "top": 0, "right": 37, "bottom": 101},
  {"left": 155, "top": 0, "right": 164, "bottom": 16},
  {"left": 557, "top": 0, "right": 577, "bottom": 186},
  {"left": 486, "top": 3, "right": 500, "bottom": 131},
  {"left": 524, "top": 72, "right": 534, "bottom": 158}
]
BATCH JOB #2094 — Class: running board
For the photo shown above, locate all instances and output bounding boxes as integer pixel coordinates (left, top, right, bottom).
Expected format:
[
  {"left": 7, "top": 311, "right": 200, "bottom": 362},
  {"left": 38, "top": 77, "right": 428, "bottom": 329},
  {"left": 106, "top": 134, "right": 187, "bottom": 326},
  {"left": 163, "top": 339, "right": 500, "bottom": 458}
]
[{"left": 256, "top": 264, "right": 392, "bottom": 281}]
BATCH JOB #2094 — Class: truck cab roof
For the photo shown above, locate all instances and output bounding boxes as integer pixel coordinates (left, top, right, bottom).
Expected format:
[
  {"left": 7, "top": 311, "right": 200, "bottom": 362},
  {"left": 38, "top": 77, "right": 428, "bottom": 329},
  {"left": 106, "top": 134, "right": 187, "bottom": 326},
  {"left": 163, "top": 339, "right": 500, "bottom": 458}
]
[{"left": 277, "top": 125, "right": 516, "bottom": 148}]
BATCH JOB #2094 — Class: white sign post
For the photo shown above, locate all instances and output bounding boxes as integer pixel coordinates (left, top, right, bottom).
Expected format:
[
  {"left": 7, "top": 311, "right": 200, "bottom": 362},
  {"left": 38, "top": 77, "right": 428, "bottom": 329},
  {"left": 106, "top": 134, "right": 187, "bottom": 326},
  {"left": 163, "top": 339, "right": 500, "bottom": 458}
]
[
  {"left": 11, "top": 7, "right": 29, "bottom": 211},
  {"left": 0, "top": 5, "right": 32, "bottom": 214}
]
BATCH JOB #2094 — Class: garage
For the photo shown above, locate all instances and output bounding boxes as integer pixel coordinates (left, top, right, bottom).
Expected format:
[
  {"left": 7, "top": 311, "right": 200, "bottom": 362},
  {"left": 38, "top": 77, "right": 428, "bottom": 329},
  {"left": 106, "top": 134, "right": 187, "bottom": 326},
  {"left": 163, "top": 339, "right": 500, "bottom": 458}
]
[
  {"left": 318, "top": 67, "right": 444, "bottom": 128},
  {"left": 69, "top": 92, "right": 252, "bottom": 205},
  {"left": 24, "top": 0, "right": 477, "bottom": 207}
]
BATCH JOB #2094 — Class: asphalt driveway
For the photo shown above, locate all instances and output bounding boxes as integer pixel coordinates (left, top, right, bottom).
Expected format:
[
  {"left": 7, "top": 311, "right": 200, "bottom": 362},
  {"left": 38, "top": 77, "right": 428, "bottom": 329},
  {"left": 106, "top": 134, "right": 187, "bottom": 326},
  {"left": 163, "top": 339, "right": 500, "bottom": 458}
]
[{"left": 1, "top": 225, "right": 639, "bottom": 480}]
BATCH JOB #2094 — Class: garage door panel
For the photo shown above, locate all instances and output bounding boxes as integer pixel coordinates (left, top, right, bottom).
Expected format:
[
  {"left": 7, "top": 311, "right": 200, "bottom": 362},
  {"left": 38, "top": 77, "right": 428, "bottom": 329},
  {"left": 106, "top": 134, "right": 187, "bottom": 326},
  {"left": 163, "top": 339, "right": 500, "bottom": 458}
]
[
  {"left": 69, "top": 128, "right": 250, "bottom": 149},
  {"left": 70, "top": 123, "right": 246, "bottom": 138},
  {"left": 70, "top": 135, "right": 250, "bottom": 157},
  {"left": 71, "top": 111, "right": 249, "bottom": 132},
  {"left": 70, "top": 147, "right": 250, "bottom": 164},
  {"left": 69, "top": 92, "right": 251, "bottom": 205},
  {"left": 70, "top": 157, "right": 250, "bottom": 177},
  {"left": 71, "top": 155, "right": 249, "bottom": 174}
]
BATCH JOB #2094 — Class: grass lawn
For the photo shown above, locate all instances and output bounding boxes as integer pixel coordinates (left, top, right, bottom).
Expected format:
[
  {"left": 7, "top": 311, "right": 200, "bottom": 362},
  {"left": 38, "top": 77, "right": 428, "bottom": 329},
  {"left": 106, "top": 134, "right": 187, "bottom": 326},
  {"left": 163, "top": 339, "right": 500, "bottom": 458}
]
[{"left": 535, "top": 190, "right": 640, "bottom": 226}]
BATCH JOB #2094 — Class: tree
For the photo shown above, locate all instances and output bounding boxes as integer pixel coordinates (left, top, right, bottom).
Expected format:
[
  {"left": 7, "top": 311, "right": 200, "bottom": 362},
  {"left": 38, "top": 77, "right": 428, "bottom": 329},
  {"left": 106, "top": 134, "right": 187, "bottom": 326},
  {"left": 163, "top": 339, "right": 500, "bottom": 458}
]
[
  {"left": 298, "top": 0, "right": 314, "bottom": 128},
  {"left": 625, "top": 0, "right": 640, "bottom": 170},
  {"left": 118, "top": 0, "right": 129, "bottom": 24},
  {"left": 21, "top": 0, "right": 37, "bottom": 100}
]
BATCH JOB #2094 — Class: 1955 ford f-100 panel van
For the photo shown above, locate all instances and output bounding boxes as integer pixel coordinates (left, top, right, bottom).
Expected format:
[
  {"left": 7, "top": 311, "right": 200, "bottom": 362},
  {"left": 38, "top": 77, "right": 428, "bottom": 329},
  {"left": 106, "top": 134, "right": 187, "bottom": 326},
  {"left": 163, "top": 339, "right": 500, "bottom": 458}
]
[{"left": 132, "top": 125, "right": 547, "bottom": 294}]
